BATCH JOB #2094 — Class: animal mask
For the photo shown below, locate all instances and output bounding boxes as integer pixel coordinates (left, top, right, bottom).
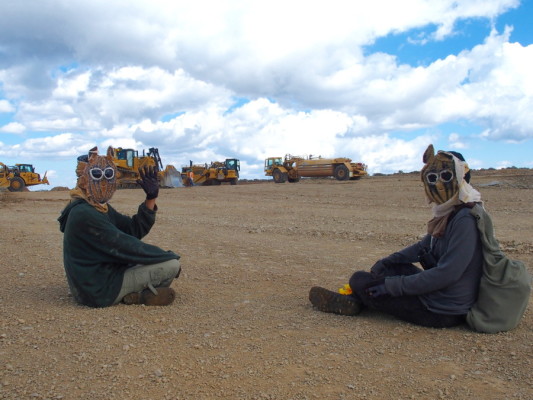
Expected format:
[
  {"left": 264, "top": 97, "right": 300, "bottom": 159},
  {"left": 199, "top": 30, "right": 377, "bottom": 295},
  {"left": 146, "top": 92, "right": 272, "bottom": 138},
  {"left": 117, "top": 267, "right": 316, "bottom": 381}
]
[
  {"left": 421, "top": 144, "right": 461, "bottom": 205},
  {"left": 77, "top": 146, "right": 117, "bottom": 205}
]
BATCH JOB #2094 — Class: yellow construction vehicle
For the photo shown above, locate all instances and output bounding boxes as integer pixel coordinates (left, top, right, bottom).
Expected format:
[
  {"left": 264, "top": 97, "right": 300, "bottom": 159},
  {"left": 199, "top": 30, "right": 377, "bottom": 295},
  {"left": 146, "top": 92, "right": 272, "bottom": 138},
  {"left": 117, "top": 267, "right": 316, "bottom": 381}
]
[
  {"left": 181, "top": 158, "right": 240, "bottom": 186},
  {"left": 264, "top": 154, "right": 367, "bottom": 183},
  {"left": 111, "top": 147, "right": 182, "bottom": 189},
  {"left": 0, "top": 162, "right": 49, "bottom": 191}
]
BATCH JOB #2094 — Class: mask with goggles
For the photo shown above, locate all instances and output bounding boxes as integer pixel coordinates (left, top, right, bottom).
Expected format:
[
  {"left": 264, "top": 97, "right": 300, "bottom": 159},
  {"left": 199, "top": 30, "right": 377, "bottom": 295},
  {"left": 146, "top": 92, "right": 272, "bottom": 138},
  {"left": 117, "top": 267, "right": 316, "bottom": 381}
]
[
  {"left": 421, "top": 144, "right": 476, "bottom": 205},
  {"left": 79, "top": 146, "right": 117, "bottom": 204},
  {"left": 421, "top": 144, "right": 482, "bottom": 237}
]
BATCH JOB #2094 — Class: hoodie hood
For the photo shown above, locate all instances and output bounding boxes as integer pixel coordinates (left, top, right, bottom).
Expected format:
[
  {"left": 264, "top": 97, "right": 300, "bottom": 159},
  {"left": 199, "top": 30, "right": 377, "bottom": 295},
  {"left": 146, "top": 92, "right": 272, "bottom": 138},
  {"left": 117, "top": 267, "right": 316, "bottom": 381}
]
[{"left": 58, "top": 199, "right": 86, "bottom": 233}]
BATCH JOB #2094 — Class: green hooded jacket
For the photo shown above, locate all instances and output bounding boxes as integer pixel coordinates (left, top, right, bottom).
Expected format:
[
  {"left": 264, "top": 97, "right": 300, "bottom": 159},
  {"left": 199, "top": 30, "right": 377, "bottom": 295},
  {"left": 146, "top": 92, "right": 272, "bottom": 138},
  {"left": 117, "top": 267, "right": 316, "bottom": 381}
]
[{"left": 58, "top": 199, "right": 179, "bottom": 307}]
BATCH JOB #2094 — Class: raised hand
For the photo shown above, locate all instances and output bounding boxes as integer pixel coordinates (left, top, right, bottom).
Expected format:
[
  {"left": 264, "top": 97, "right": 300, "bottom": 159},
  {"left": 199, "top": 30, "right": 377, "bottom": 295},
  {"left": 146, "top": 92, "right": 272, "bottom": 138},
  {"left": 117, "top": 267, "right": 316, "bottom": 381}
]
[{"left": 137, "top": 166, "right": 159, "bottom": 200}]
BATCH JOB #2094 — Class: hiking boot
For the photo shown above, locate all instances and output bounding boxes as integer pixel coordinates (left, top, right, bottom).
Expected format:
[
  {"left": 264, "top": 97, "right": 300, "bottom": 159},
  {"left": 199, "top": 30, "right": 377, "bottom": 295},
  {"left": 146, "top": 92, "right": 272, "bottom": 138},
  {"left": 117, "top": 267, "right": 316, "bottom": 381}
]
[
  {"left": 309, "top": 286, "right": 362, "bottom": 316},
  {"left": 123, "top": 287, "right": 176, "bottom": 306}
]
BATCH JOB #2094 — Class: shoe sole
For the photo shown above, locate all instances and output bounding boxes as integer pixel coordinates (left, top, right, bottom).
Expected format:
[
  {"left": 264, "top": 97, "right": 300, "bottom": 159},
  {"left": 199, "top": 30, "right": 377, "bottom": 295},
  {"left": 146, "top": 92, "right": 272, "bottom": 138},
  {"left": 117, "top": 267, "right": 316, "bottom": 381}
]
[
  {"left": 123, "top": 287, "right": 176, "bottom": 306},
  {"left": 309, "top": 286, "right": 361, "bottom": 316}
]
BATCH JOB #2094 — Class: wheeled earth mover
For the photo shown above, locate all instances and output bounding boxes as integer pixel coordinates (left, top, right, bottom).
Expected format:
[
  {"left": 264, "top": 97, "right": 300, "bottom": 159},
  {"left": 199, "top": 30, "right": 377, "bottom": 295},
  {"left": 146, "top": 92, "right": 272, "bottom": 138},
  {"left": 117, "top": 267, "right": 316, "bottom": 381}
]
[
  {"left": 264, "top": 154, "right": 367, "bottom": 183},
  {"left": 181, "top": 159, "right": 240, "bottom": 186}
]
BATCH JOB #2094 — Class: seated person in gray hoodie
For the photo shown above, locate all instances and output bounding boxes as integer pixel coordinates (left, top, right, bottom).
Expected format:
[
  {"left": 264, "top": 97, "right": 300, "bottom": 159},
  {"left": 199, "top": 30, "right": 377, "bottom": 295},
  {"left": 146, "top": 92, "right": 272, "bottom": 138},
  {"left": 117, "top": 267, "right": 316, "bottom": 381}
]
[
  {"left": 309, "top": 144, "right": 483, "bottom": 328},
  {"left": 58, "top": 146, "right": 181, "bottom": 308}
]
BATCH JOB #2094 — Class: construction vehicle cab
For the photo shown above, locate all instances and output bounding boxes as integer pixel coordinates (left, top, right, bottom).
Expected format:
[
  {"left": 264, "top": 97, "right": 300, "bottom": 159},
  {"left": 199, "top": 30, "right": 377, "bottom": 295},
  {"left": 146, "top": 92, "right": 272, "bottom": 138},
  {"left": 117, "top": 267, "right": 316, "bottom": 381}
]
[
  {"left": 13, "top": 164, "right": 34, "bottom": 173},
  {"left": 115, "top": 148, "right": 138, "bottom": 168},
  {"left": 225, "top": 158, "right": 240, "bottom": 172},
  {"left": 264, "top": 157, "right": 283, "bottom": 169}
]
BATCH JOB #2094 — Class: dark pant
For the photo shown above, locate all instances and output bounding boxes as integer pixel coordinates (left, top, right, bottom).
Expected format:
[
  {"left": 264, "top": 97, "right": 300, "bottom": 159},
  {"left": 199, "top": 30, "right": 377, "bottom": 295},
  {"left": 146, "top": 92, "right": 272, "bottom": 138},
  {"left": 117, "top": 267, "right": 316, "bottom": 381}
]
[{"left": 348, "top": 263, "right": 465, "bottom": 328}]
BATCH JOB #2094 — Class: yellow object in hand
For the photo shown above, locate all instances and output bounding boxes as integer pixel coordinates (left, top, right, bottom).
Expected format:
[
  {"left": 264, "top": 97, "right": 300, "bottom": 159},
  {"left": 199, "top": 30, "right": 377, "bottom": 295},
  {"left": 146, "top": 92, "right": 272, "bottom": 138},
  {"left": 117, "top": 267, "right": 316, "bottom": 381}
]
[{"left": 338, "top": 284, "right": 352, "bottom": 295}]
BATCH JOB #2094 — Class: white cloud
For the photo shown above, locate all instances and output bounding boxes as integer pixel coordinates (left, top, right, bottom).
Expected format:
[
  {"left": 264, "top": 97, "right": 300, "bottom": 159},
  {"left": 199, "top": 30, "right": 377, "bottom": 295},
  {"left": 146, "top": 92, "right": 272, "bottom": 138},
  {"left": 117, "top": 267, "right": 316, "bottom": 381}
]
[
  {"left": 458, "top": 28, "right": 533, "bottom": 141},
  {"left": 466, "top": 157, "right": 484, "bottom": 170},
  {"left": 0, "top": 0, "right": 530, "bottom": 187},
  {"left": 448, "top": 133, "right": 467, "bottom": 149},
  {"left": 495, "top": 160, "right": 513, "bottom": 168},
  {"left": 53, "top": 71, "right": 91, "bottom": 100},
  {"left": 0, "top": 99, "right": 15, "bottom": 113},
  {"left": 342, "top": 134, "right": 436, "bottom": 174},
  {"left": 0, "top": 133, "right": 95, "bottom": 159},
  {"left": 0, "top": 122, "right": 25, "bottom": 134}
]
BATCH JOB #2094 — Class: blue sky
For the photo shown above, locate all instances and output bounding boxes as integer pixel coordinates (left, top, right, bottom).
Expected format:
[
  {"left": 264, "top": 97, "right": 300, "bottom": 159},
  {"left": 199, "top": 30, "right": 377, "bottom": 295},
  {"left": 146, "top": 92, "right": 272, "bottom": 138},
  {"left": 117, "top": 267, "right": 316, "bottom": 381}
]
[
  {"left": 0, "top": 0, "right": 532, "bottom": 189},
  {"left": 363, "top": 0, "right": 533, "bottom": 169}
]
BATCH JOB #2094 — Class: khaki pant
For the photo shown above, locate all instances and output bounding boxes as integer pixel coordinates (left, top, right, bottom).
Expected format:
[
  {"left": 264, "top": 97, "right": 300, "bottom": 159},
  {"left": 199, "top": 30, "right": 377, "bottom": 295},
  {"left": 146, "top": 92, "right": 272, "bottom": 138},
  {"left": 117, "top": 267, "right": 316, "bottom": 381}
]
[{"left": 113, "top": 259, "right": 181, "bottom": 304}]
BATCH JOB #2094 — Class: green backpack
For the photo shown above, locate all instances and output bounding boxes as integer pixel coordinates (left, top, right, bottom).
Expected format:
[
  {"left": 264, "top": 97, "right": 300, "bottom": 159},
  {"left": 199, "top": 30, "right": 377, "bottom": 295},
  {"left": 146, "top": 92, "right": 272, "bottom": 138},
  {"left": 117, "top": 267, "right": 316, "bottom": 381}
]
[{"left": 466, "top": 205, "right": 532, "bottom": 333}]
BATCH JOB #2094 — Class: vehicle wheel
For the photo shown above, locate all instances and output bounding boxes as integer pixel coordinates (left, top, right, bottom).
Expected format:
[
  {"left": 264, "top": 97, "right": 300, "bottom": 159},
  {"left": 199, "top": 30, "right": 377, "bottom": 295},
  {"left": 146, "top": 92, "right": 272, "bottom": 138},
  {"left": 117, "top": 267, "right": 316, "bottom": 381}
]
[
  {"left": 334, "top": 165, "right": 350, "bottom": 181},
  {"left": 8, "top": 177, "right": 25, "bottom": 192},
  {"left": 273, "top": 169, "right": 286, "bottom": 183},
  {"left": 230, "top": 178, "right": 238, "bottom": 185},
  {"left": 288, "top": 176, "right": 300, "bottom": 183}
]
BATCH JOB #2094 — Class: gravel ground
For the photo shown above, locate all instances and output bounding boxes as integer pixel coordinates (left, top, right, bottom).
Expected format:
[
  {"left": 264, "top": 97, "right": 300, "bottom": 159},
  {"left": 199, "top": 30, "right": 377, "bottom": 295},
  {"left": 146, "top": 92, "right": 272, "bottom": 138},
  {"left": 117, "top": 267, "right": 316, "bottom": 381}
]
[{"left": 0, "top": 170, "right": 531, "bottom": 400}]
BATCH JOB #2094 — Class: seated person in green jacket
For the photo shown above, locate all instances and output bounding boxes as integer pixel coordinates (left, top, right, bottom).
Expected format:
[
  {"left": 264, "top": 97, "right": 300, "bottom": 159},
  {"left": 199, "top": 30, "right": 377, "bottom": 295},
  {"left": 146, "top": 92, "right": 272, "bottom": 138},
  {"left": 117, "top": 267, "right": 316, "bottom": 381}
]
[
  {"left": 309, "top": 144, "right": 484, "bottom": 328},
  {"left": 58, "top": 146, "right": 181, "bottom": 307}
]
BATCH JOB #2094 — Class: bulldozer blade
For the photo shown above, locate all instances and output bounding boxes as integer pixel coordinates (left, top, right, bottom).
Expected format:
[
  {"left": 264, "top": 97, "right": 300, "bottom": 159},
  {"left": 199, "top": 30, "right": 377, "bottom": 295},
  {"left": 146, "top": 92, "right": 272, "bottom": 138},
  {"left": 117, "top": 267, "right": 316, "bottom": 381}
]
[{"left": 160, "top": 166, "right": 183, "bottom": 188}]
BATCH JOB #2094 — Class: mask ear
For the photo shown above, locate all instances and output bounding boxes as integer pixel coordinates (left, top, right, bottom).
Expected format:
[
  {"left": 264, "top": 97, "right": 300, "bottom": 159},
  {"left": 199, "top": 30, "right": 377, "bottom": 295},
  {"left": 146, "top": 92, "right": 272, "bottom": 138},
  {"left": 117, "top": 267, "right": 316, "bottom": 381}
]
[
  {"left": 106, "top": 146, "right": 114, "bottom": 161},
  {"left": 422, "top": 144, "right": 435, "bottom": 164},
  {"left": 88, "top": 146, "right": 99, "bottom": 163}
]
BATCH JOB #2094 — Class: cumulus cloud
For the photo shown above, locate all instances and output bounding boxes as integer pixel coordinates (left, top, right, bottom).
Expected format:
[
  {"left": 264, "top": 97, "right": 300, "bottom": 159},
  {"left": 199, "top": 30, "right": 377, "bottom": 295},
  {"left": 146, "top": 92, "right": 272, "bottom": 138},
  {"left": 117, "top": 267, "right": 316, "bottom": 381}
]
[
  {"left": 0, "top": 99, "right": 15, "bottom": 113},
  {"left": 448, "top": 133, "right": 467, "bottom": 149},
  {"left": 0, "top": 122, "right": 25, "bottom": 134},
  {"left": 0, "top": 0, "right": 530, "bottom": 188},
  {"left": 0, "top": 133, "right": 96, "bottom": 159},
  {"left": 460, "top": 28, "right": 533, "bottom": 141}
]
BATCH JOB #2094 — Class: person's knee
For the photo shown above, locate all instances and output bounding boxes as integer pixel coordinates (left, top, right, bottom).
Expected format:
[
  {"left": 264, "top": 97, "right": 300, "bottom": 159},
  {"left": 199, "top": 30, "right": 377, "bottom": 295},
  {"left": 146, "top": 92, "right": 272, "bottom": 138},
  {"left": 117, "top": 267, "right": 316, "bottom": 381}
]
[
  {"left": 167, "top": 259, "right": 181, "bottom": 277},
  {"left": 160, "top": 259, "right": 181, "bottom": 286},
  {"left": 349, "top": 271, "right": 373, "bottom": 294}
]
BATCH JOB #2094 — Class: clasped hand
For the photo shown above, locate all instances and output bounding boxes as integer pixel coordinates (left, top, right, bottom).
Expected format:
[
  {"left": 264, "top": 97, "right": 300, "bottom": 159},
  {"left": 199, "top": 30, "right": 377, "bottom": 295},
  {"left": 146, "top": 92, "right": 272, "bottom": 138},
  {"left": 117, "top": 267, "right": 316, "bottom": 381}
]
[{"left": 366, "top": 283, "right": 388, "bottom": 298}]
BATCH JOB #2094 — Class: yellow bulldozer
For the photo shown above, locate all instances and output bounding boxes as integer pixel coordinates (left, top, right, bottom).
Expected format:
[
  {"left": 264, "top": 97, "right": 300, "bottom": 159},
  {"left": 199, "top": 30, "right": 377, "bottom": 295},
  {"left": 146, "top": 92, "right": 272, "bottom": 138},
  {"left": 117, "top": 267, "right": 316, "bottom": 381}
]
[
  {"left": 111, "top": 147, "right": 182, "bottom": 189},
  {"left": 181, "top": 158, "right": 240, "bottom": 186},
  {"left": 264, "top": 154, "right": 367, "bottom": 183},
  {"left": 0, "top": 162, "right": 49, "bottom": 191}
]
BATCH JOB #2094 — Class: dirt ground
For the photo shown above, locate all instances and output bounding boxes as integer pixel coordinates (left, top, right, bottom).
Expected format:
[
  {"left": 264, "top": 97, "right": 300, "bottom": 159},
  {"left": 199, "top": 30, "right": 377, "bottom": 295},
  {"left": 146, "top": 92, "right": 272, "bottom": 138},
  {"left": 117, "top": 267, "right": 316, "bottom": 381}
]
[{"left": 1, "top": 169, "right": 532, "bottom": 400}]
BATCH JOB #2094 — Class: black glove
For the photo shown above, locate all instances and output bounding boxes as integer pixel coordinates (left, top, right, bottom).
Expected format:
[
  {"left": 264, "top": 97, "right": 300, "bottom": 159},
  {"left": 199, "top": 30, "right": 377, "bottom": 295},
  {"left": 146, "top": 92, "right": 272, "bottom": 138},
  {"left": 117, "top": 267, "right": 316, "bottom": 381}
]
[
  {"left": 366, "top": 283, "right": 388, "bottom": 298},
  {"left": 370, "top": 258, "right": 391, "bottom": 276},
  {"left": 137, "top": 166, "right": 159, "bottom": 200}
]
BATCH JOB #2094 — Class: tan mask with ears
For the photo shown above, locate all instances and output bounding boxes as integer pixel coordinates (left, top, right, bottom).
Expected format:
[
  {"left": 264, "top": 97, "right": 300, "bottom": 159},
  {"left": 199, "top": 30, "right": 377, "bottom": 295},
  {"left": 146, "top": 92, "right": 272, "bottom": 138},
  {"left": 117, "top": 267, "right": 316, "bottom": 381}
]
[
  {"left": 421, "top": 144, "right": 460, "bottom": 205},
  {"left": 78, "top": 146, "right": 117, "bottom": 204}
]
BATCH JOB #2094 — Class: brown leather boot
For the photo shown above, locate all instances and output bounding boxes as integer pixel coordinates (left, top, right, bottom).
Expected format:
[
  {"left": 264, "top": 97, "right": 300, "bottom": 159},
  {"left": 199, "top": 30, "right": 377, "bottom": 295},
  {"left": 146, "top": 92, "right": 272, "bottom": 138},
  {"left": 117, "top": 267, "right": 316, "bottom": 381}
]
[
  {"left": 309, "top": 286, "right": 361, "bottom": 316},
  {"left": 123, "top": 287, "right": 176, "bottom": 306}
]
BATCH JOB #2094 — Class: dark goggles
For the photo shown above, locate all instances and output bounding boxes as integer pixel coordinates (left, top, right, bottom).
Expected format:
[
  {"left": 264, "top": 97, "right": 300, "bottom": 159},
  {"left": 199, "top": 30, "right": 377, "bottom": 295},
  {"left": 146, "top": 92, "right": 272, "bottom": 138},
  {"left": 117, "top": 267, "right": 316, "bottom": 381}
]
[
  {"left": 425, "top": 169, "right": 454, "bottom": 185},
  {"left": 89, "top": 167, "right": 115, "bottom": 181}
]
